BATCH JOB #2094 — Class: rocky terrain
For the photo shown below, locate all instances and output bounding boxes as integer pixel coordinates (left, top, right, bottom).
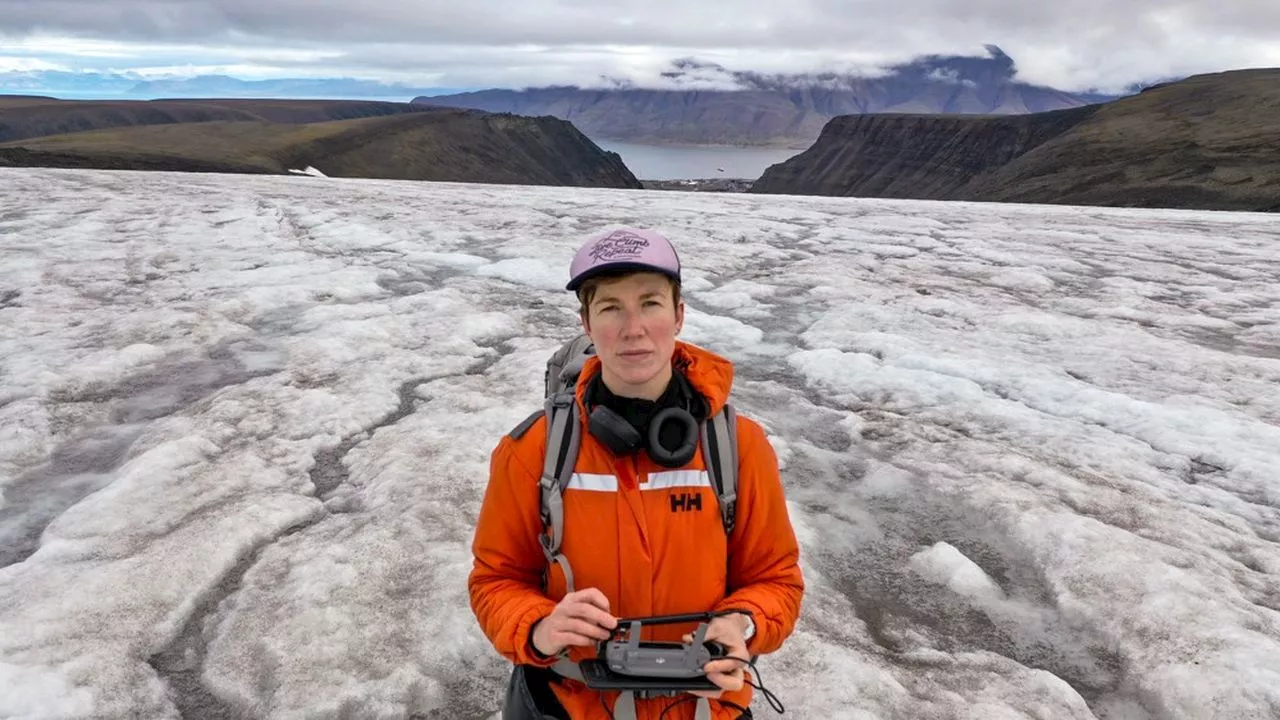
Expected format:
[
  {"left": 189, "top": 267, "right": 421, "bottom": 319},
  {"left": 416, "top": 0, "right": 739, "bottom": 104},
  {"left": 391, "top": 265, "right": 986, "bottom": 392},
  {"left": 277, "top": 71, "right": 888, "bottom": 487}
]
[
  {"left": 750, "top": 69, "right": 1280, "bottom": 212},
  {"left": 0, "top": 106, "right": 641, "bottom": 188}
]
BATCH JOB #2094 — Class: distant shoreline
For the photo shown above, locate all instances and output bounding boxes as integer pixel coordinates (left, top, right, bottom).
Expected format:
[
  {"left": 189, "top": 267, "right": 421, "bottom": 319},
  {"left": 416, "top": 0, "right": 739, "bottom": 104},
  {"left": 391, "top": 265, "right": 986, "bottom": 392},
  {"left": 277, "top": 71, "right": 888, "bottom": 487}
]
[
  {"left": 590, "top": 137, "right": 812, "bottom": 151},
  {"left": 590, "top": 138, "right": 803, "bottom": 182}
]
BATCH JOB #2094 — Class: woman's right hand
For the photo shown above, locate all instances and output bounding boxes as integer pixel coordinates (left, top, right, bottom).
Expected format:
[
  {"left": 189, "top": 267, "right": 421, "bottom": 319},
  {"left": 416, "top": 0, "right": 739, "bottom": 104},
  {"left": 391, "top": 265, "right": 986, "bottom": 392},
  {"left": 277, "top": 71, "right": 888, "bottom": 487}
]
[{"left": 530, "top": 588, "right": 619, "bottom": 656}]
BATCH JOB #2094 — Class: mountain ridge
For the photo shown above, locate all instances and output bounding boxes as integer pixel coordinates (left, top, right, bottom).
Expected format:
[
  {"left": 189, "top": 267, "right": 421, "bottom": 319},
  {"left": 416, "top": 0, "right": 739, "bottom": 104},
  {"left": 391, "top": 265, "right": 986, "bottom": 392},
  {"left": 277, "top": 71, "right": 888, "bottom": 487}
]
[{"left": 413, "top": 46, "right": 1128, "bottom": 146}]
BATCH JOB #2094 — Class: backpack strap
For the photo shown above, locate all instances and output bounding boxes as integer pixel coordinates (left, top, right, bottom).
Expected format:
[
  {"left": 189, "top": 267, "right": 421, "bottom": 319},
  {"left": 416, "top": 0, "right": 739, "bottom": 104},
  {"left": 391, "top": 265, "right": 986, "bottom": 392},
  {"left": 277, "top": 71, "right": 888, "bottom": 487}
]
[
  {"left": 539, "top": 389, "right": 581, "bottom": 593},
  {"left": 527, "top": 392, "right": 738, "bottom": 590},
  {"left": 508, "top": 409, "right": 543, "bottom": 441},
  {"left": 545, "top": 333, "right": 595, "bottom": 397},
  {"left": 700, "top": 403, "right": 739, "bottom": 536}
]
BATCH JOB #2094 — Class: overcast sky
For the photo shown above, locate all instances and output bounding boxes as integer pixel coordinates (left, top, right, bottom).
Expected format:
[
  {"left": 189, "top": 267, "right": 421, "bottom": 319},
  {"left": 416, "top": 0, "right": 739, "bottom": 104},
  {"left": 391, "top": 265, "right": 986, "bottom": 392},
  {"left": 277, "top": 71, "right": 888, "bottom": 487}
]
[{"left": 1, "top": 0, "right": 1278, "bottom": 92}]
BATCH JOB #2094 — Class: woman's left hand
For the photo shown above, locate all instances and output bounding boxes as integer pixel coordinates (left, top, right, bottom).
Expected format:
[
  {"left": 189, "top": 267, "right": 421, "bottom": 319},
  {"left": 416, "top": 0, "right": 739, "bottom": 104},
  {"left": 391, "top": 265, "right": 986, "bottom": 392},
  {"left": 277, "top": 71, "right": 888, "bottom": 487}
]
[{"left": 684, "top": 613, "right": 751, "bottom": 699}]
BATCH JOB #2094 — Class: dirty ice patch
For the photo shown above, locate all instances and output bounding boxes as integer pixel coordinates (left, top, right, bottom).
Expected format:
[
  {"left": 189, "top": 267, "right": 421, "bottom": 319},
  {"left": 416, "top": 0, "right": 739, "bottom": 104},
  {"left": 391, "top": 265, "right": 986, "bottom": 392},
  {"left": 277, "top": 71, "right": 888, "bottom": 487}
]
[
  {"left": 681, "top": 310, "right": 766, "bottom": 357},
  {"left": 3, "top": 167, "right": 1280, "bottom": 720},
  {"left": 858, "top": 243, "right": 922, "bottom": 260},
  {"left": 690, "top": 278, "right": 779, "bottom": 322},
  {"left": 988, "top": 269, "right": 1056, "bottom": 293},
  {"left": 908, "top": 542, "right": 1006, "bottom": 603},
  {"left": 410, "top": 251, "right": 490, "bottom": 270},
  {"left": 15, "top": 343, "right": 167, "bottom": 400},
  {"left": 475, "top": 257, "right": 565, "bottom": 292},
  {"left": 1239, "top": 322, "right": 1280, "bottom": 347},
  {"left": 0, "top": 661, "right": 96, "bottom": 718},
  {"left": 786, "top": 347, "right": 986, "bottom": 411}
]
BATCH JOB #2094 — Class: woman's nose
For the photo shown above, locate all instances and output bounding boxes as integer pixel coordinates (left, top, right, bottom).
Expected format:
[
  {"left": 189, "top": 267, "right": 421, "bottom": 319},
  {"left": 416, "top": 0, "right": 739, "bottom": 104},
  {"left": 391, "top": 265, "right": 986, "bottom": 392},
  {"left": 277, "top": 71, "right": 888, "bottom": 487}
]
[{"left": 620, "top": 310, "right": 645, "bottom": 336}]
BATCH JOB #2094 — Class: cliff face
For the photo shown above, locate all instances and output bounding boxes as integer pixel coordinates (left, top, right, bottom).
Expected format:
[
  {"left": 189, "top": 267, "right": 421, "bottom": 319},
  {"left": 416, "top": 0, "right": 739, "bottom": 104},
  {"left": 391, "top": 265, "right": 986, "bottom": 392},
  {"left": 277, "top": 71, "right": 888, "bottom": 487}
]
[
  {"left": 0, "top": 108, "right": 641, "bottom": 189},
  {"left": 750, "top": 69, "right": 1280, "bottom": 212},
  {"left": 749, "top": 107, "right": 1097, "bottom": 197}
]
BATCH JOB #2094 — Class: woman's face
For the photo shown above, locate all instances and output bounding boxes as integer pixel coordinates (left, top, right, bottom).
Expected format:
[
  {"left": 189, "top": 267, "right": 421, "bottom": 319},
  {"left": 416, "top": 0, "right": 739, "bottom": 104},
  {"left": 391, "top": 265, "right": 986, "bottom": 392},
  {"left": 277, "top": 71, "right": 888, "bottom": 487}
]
[{"left": 582, "top": 272, "right": 684, "bottom": 400}]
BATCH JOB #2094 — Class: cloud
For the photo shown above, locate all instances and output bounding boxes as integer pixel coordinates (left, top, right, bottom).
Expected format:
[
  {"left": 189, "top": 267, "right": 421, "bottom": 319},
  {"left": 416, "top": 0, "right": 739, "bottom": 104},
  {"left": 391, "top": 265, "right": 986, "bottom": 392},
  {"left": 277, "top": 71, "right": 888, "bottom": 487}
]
[
  {"left": 0, "top": 56, "right": 68, "bottom": 72},
  {"left": 1, "top": 0, "right": 1278, "bottom": 92}
]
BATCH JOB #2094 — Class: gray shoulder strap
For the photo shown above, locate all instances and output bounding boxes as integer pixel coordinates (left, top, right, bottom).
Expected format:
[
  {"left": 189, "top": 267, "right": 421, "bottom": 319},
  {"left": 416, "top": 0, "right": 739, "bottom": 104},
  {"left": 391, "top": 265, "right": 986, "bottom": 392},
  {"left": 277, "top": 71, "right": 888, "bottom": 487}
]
[
  {"left": 701, "top": 403, "right": 739, "bottom": 536},
  {"left": 508, "top": 409, "right": 544, "bottom": 440},
  {"left": 539, "top": 390, "right": 580, "bottom": 593}
]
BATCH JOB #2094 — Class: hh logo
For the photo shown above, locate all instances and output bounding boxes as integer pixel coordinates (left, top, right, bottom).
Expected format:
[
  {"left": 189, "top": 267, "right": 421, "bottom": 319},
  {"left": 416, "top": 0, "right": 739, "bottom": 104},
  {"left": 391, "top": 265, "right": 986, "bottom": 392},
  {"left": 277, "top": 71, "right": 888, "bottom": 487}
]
[{"left": 670, "top": 492, "right": 702, "bottom": 513}]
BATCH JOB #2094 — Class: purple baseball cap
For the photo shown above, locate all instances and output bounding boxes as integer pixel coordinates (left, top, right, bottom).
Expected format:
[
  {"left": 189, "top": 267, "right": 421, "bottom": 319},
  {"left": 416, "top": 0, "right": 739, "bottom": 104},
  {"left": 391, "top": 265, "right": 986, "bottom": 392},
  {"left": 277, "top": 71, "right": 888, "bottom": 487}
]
[{"left": 566, "top": 227, "right": 682, "bottom": 292}]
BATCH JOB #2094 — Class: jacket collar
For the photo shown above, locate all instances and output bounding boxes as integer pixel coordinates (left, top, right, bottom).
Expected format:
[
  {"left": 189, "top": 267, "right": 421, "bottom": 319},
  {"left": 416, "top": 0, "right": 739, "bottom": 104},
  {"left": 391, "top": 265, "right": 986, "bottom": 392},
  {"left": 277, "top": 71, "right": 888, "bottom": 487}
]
[{"left": 575, "top": 340, "right": 734, "bottom": 418}]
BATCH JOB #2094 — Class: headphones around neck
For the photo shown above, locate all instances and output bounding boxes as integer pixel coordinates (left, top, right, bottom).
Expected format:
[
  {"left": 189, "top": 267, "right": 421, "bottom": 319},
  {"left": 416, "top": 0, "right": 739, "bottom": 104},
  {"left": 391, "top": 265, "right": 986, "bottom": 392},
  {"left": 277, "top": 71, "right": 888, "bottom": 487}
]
[{"left": 587, "top": 400, "right": 700, "bottom": 469}]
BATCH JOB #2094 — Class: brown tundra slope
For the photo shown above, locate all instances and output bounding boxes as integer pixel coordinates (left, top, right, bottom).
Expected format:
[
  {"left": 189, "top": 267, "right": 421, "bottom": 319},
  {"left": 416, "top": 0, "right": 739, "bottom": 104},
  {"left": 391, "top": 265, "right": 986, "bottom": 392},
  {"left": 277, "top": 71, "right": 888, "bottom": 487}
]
[
  {"left": 0, "top": 107, "right": 641, "bottom": 189},
  {"left": 0, "top": 96, "right": 433, "bottom": 144},
  {"left": 750, "top": 69, "right": 1280, "bottom": 212}
]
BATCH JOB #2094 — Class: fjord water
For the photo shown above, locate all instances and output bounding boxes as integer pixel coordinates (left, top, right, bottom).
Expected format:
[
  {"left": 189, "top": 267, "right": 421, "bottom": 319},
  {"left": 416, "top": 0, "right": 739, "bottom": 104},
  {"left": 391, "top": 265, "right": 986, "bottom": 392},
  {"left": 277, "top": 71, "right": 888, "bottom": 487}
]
[{"left": 592, "top": 139, "right": 804, "bottom": 180}]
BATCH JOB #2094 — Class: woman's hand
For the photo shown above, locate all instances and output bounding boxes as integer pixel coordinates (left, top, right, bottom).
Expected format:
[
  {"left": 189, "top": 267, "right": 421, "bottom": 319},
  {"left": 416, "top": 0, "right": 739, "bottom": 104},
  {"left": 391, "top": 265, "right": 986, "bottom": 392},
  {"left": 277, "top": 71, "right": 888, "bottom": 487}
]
[
  {"left": 685, "top": 613, "right": 752, "bottom": 699},
  {"left": 530, "top": 588, "right": 618, "bottom": 657}
]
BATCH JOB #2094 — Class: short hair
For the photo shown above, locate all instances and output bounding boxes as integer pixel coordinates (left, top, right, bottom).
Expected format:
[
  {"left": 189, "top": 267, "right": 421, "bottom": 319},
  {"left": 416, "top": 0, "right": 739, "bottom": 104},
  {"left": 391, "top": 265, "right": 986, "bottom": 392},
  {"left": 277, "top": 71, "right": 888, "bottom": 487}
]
[{"left": 576, "top": 269, "right": 682, "bottom": 320}]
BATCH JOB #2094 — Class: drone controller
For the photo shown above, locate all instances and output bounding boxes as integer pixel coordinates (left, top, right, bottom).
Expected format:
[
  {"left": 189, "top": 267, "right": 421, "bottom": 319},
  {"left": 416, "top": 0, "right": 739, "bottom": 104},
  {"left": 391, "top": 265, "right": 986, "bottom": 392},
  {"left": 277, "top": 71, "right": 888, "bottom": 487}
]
[{"left": 578, "top": 611, "right": 732, "bottom": 693}]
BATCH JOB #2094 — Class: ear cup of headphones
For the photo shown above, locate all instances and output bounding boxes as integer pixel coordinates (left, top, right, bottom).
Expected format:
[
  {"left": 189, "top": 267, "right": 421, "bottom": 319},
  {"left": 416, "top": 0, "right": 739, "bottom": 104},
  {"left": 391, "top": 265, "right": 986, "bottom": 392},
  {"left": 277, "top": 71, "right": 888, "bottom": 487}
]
[
  {"left": 588, "top": 405, "right": 644, "bottom": 456},
  {"left": 647, "top": 406, "right": 698, "bottom": 468}
]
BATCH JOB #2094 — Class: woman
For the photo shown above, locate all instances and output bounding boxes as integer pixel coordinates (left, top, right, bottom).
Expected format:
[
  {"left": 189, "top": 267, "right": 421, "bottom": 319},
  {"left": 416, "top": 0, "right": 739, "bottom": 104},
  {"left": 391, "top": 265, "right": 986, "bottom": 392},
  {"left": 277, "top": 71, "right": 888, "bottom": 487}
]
[{"left": 469, "top": 227, "right": 804, "bottom": 719}]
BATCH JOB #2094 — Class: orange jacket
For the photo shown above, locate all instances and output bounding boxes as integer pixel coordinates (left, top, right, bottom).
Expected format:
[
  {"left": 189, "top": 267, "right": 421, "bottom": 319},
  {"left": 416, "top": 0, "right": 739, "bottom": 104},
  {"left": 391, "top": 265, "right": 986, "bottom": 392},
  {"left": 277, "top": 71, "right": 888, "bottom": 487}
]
[{"left": 470, "top": 341, "right": 804, "bottom": 720}]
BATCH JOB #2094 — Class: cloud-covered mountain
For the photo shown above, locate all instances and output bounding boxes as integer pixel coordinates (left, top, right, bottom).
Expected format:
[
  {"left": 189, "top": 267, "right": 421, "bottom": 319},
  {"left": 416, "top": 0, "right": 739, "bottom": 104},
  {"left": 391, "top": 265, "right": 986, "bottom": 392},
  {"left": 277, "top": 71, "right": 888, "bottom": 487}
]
[
  {"left": 0, "top": 71, "right": 457, "bottom": 101},
  {"left": 414, "top": 46, "right": 1129, "bottom": 146},
  {"left": 645, "top": 45, "right": 1100, "bottom": 94},
  {"left": 0, "top": 70, "right": 141, "bottom": 98}
]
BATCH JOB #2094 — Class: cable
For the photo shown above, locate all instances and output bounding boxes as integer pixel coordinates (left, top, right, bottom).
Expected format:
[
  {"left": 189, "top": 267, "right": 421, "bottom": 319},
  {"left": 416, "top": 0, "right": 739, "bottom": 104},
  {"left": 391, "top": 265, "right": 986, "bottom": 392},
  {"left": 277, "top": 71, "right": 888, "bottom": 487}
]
[{"left": 715, "top": 655, "right": 786, "bottom": 716}]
